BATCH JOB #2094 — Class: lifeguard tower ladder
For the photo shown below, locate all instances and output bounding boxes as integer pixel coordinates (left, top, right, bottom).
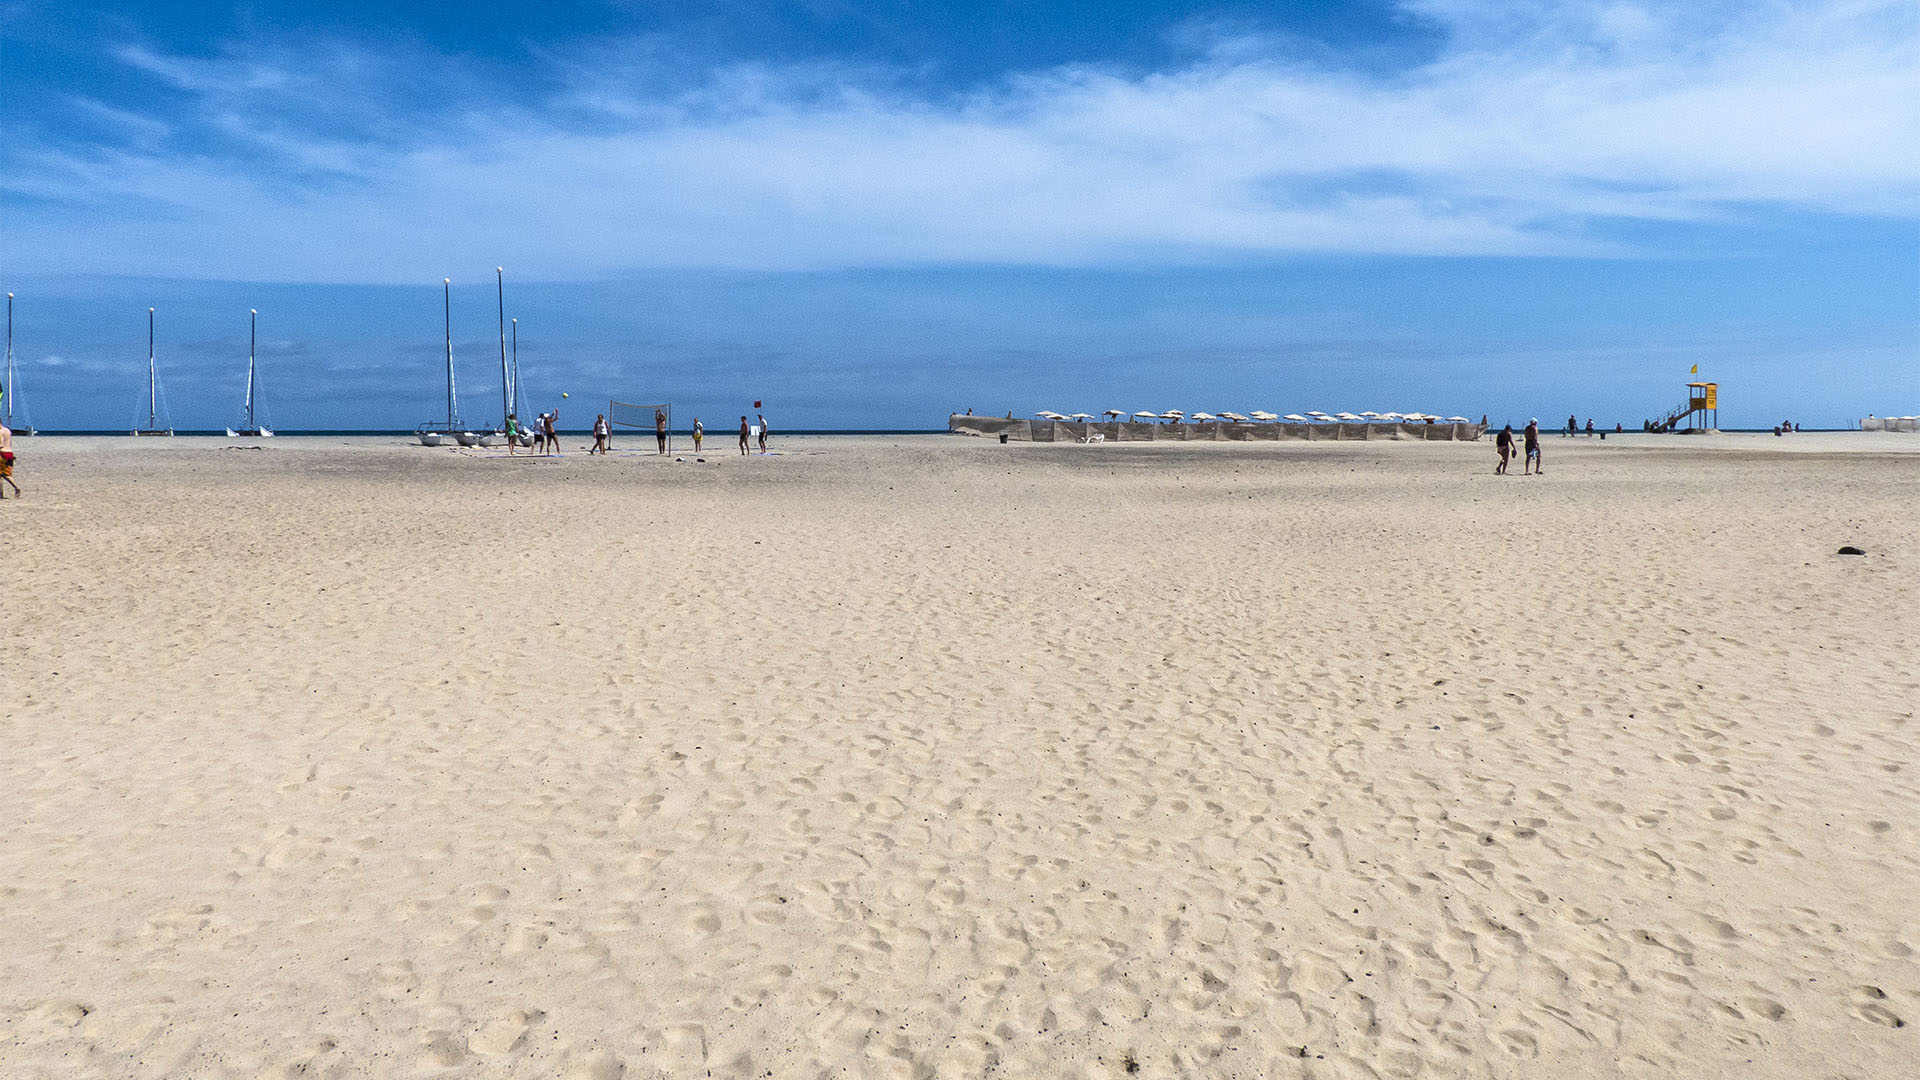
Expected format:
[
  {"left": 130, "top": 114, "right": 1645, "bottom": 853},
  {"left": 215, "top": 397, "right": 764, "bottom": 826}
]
[{"left": 1655, "top": 381, "right": 1718, "bottom": 432}]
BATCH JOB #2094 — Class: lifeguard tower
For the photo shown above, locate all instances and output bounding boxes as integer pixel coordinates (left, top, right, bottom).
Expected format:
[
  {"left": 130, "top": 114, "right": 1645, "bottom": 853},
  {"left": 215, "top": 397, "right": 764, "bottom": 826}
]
[{"left": 1654, "top": 381, "right": 1718, "bottom": 432}]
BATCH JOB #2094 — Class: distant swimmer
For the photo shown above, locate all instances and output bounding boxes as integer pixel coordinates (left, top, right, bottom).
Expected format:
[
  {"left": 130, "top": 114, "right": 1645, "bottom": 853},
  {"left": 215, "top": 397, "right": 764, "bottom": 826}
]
[
  {"left": 1524, "top": 418, "right": 1542, "bottom": 475},
  {"left": 1495, "top": 424, "right": 1514, "bottom": 474}
]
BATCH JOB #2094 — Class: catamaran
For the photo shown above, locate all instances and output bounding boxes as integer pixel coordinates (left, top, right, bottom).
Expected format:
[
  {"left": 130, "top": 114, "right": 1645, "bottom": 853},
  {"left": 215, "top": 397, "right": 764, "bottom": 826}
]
[
  {"left": 417, "top": 278, "right": 470, "bottom": 446},
  {"left": 226, "top": 308, "right": 273, "bottom": 437},
  {"left": 4, "top": 292, "right": 35, "bottom": 436},
  {"left": 133, "top": 307, "right": 174, "bottom": 436}
]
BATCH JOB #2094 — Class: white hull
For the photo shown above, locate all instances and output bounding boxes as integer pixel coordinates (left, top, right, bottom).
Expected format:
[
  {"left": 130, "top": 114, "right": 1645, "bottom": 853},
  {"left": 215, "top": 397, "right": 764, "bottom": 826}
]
[
  {"left": 226, "top": 427, "right": 274, "bottom": 437},
  {"left": 132, "top": 428, "right": 174, "bottom": 437},
  {"left": 452, "top": 430, "right": 500, "bottom": 447},
  {"left": 417, "top": 431, "right": 448, "bottom": 446}
]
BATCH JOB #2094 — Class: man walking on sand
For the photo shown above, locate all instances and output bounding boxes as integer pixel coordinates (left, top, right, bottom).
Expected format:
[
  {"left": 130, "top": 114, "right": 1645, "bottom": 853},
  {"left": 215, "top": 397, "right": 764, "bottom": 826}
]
[
  {"left": 756, "top": 412, "right": 768, "bottom": 453},
  {"left": 1524, "top": 418, "right": 1543, "bottom": 475},
  {"left": 739, "top": 415, "right": 750, "bottom": 455},
  {"left": 0, "top": 421, "right": 19, "bottom": 499}
]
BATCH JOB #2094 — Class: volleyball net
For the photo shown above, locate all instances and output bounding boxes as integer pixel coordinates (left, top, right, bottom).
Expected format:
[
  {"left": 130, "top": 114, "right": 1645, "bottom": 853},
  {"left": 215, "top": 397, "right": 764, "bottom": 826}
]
[{"left": 608, "top": 400, "right": 671, "bottom": 451}]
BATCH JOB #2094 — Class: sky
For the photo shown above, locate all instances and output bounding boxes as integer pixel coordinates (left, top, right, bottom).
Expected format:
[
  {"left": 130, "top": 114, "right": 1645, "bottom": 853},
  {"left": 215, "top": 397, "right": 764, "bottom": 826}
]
[{"left": 1, "top": 0, "right": 1915, "bottom": 430}]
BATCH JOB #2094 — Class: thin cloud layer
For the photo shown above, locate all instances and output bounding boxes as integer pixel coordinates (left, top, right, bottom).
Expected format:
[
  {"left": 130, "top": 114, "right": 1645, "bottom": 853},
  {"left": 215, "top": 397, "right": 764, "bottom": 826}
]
[{"left": 8, "top": 0, "right": 1916, "bottom": 282}]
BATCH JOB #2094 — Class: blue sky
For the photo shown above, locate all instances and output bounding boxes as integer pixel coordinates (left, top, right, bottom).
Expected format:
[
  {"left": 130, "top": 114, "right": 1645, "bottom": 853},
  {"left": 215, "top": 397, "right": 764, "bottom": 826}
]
[{"left": 2, "top": 0, "right": 1915, "bottom": 430}]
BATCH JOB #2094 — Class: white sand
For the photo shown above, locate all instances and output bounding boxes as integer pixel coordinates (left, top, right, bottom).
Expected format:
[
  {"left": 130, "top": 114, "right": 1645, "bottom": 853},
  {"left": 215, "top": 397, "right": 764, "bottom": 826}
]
[{"left": 2, "top": 433, "right": 1915, "bottom": 1078}]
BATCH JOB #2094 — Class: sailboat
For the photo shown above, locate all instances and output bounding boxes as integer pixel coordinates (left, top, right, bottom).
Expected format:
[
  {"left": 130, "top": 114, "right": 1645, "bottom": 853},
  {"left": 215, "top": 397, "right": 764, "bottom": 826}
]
[
  {"left": 417, "top": 279, "right": 463, "bottom": 446},
  {"left": 133, "top": 307, "right": 174, "bottom": 436},
  {"left": 226, "top": 308, "right": 273, "bottom": 437},
  {"left": 4, "top": 293, "right": 35, "bottom": 436},
  {"left": 508, "top": 317, "right": 533, "bottom": 447},
  {"left": 452, "top": 268, "right": 513, "bottom": 448}
]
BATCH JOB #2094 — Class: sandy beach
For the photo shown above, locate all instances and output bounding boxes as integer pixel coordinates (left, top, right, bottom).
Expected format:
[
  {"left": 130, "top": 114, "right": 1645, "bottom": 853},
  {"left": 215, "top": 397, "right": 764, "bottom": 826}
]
[{"left": 2, "top": 432, "right": 1915, "bottom": 1079}]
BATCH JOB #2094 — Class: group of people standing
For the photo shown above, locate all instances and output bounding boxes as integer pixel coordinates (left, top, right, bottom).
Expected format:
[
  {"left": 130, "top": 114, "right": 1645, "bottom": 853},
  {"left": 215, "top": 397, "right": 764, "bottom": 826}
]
[
  {"left": 504, "top": 409, "right": 560, "bottom": 456},
  {"left": 660, "top": 410, "right": 770, "bottom": 455},
  {"left": 741, "top": 413, "right": 767, "bottom": 455},
  {"left": 520, "top": 407, "right": 772, "bottom": 457}
]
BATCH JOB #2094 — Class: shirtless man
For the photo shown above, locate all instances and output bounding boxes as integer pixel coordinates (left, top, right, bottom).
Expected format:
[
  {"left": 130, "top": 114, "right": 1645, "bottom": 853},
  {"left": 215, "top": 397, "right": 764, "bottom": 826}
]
[
  {"left": 654, "top": 408, "right": 668, "bottom": 454},
  {"left": 738, "top": 415, "right": 750, "bottom": 455},
  {"left": 1524, "top": 418, "right": 1543, "bottom": 475},
  {"left": 0, "top": 421, "right": 19, "bottom": 498},
  {"left": 543, "top": 408, "right": 559, "bottom": 456}
]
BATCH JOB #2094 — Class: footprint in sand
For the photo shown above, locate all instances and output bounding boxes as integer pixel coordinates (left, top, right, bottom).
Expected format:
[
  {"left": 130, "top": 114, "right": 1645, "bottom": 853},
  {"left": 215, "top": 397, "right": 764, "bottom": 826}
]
[
  {"left": 470, "top": 1008, "right": 545, "bottom": 1055},
  {"left": 1497, "top": 1029, "right": 1539, "bottom": 1057},
  {"left": 1849, "top": 986, "right": 1906, "bottom": 1028},
  {"left": 556, "top": 1048, "right": 627, "bottom": 1079}
]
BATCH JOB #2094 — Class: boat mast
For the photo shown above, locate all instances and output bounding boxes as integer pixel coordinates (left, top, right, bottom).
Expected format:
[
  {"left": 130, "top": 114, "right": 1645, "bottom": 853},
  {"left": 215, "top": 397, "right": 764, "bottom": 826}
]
[
  {"left": 444, "top": 278, "right": 455, "bottom": 429},
  {"left": 510, "top": 318, "right": 519, "bottom": 417},
  {"left": 148, "top": 307, "right": 158, "bottom": 432},
  {"left": 246, "top": 309, "right": 258, "bottom": 430},
  {"left": 497, "top": 267, "right": 509, "bottom": 429}
]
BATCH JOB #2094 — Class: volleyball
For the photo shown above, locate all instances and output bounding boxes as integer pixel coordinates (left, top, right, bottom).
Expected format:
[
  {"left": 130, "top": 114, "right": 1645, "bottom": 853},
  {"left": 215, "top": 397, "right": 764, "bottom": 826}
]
[{"left": 561, "top": 392, "right": 569, "bottom": 399}]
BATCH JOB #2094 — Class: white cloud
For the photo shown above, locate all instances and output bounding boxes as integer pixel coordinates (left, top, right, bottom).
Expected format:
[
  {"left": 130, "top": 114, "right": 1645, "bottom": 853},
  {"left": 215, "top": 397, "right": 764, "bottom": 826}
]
[{"left": 8, "top": 1, "right": 1916, "bottom": 281}]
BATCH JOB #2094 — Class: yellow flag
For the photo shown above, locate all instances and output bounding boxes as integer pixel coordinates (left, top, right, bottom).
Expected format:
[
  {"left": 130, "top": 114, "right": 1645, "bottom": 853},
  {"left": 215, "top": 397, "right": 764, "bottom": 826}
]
[{"left": 1690, "top": 365, "right": 1698, "bottom": 374}]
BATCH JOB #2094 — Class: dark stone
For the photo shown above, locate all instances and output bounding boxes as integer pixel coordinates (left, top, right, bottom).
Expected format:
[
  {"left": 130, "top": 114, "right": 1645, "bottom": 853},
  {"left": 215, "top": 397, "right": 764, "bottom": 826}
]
[{"left": 1837, "top": 546, "right": 1866, "bottom": 556}]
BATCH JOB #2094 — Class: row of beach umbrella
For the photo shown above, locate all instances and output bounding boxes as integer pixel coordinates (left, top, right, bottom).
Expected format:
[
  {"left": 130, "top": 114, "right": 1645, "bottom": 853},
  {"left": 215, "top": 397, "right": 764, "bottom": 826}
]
[{"left": 1035, "top": 409, "right": 1472, "bottom": 423}]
